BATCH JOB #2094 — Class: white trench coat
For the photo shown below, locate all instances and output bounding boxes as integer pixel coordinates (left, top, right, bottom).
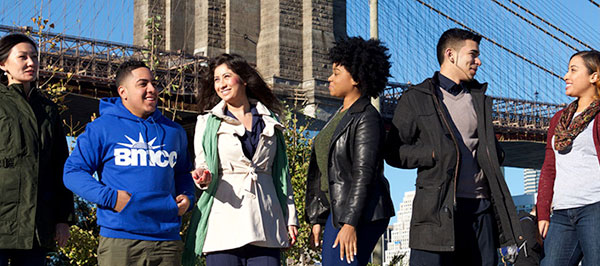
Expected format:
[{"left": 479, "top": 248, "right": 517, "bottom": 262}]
[{"left": 194, "top": 100, "right": 298, "bottom": 253}]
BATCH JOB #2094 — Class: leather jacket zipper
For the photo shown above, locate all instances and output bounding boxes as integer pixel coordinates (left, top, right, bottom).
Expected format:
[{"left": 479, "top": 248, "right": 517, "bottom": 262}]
[{"left": 432, "top": 89, "right": 460, "bottom": 208}]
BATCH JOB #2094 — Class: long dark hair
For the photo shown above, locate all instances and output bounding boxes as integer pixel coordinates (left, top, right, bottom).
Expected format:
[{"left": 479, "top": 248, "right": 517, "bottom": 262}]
[
  {"left": 0, "top": 33, "right": 38, "bottom": 84},
  {"left": 197, "top": 53, "right": 282, "bottom": 114}
]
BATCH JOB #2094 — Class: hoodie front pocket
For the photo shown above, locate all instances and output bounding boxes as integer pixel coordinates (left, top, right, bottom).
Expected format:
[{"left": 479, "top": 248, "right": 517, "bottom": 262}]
[{"left": 117, "top": 191, "right": 181, "bottom": 234}]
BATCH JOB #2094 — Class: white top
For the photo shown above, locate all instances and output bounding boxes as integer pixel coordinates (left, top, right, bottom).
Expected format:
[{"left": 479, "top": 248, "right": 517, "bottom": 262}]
[
  {"left": 552, "top": 115, "right": 600, "bottom": 210},
  {"left": 194, "top": 100, "right": 298, "bottom": 253}
]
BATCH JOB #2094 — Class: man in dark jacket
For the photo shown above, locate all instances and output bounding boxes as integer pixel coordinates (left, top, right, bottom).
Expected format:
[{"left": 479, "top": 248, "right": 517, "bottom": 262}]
[{"left": 385, "top": 28, "right": 523, "bottom": 266}]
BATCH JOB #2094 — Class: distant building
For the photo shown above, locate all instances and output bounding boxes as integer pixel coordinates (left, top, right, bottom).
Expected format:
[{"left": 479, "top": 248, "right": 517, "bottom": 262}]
[
  {"left": 523, "top": 168, "right": 541, "bottom": 194},
  {"left": 384, "top": 191, "right": 414, "bottom": 266},
  {"left": 513, "top": 193, "right": 537, "bottom": 213}
]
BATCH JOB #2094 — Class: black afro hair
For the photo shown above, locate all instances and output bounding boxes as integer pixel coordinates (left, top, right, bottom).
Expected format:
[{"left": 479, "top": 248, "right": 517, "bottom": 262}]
[{"left": 329, "top": 37, "right": 392, "bottom": 98}]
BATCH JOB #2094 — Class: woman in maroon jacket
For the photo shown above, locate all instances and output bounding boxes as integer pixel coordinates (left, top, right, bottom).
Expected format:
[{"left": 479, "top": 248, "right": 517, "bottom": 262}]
[{"left": 537, "top": 50, "right": 600, "bottom": 266}]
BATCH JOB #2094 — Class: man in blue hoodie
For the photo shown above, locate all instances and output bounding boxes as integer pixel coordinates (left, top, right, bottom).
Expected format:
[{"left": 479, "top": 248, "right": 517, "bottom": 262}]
[{"left": 64, "top": 60, "right": 195, "bottom": 265}]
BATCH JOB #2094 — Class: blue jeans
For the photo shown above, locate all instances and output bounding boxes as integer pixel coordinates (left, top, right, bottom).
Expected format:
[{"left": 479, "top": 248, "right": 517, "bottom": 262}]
[
  {"left": 322, "top": 214, "right": 389, "bottom": 266},
  {"left": 541, "top": 201, "right": 600, "bottom": 266}
]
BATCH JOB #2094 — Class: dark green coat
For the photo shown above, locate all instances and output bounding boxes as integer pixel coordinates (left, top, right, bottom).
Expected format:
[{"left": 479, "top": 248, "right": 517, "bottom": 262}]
[{"left": 0, "top": 83, "right": 74, "bottom": 249}]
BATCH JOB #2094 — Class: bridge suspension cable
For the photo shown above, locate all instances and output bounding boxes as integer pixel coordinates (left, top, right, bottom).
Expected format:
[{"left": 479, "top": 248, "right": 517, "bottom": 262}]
[
  {"left": 505, "top": 0, "right": 595, "bottom": 50},
  {"left": 414, "top": 0, "right": 563, "bottom": 80},
  {"left": 491, "top": 0, "right": 579, "bottom": 51},
  {"left": 590, "top": 0, "right": 600, "bottom": 8}
]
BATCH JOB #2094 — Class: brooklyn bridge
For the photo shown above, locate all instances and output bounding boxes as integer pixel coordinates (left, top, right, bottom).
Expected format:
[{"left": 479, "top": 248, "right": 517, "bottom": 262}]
[{"left": 2, "top": 0, "right": 598, "bottom": 170}]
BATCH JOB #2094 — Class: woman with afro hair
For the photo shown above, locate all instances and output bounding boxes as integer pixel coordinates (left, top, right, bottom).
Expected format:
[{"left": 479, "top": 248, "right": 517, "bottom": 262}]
[{"left": 305, "top": 36, "right": 395, "bottom": 266}]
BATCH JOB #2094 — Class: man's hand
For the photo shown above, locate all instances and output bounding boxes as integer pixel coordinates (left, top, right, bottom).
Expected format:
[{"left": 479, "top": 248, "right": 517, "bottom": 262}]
[
  {"left": 288, "top": 225, "right": 298, "bottom": 246},
  {"left": 54, "top": 223, "right": 71, "bottom": 247},
  {"left": 310, "top": 224, "right": 322, "bottom": 249},
  {"left": 114, "top": 190, "right": 131, "bottom": 212},
  {"left": 538, "top": 220, "right": 550, "bottom": 239},
  {"left": 192, "top": 168, "right": 212, "bottom": 188},
  {"left": 333, "top": 224, "right": 357, "bottom": 263},
  {"left": 176, "top": 194, "right": 190, "bottom": 216}
]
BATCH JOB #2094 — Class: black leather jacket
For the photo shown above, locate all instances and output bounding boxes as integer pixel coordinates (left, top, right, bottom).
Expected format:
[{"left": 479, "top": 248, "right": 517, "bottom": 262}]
[{"left": 305, "top": 97, "right": 394, "bottom": 228}]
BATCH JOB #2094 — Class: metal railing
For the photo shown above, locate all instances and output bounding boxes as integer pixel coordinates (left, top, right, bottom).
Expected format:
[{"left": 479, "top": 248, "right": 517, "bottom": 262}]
[{"left": 1, "top": 25, "right": 209, "bottom": 110}]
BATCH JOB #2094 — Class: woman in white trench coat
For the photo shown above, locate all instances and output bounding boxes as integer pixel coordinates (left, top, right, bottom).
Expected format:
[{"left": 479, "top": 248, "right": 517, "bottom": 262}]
[{"left": 183, "top": 53, "right": 298, "bottom": 266}]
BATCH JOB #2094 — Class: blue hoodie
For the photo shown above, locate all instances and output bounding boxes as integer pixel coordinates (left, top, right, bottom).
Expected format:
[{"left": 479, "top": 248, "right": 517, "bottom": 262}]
[{"left": 64, "top": 97, "right": 195, "bottom": 241}]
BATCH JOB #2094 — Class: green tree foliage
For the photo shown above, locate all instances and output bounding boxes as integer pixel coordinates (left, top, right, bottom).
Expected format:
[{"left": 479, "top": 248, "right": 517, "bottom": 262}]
[
  {"left": 50, "top": 196, "right": 99, "bottom": 266},
  {"left": 281, "top": 105, "right": 320, "bottom": 265}
]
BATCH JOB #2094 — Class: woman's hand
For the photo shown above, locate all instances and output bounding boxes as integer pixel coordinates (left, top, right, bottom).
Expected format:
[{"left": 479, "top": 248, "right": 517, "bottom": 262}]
[
  {"left": 538, "top": 220, "right": 550, "bottom": 239},
  {"left": 288, "top": 225, "right": 298, "bottom": 246},
  {"left": 192, "top": 168, "right": 212, "bottom": 188},
  {"left": 333, "top": 224, "right": 357, "bottom": 263},
  {"left": 54, "top": 223, "right": 71, "bottom": 247},
  {"left": 310, "top": 224, "right": 322, "bottom": 249}
]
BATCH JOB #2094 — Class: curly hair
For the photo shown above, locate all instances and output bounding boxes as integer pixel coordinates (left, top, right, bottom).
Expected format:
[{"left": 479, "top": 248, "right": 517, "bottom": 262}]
[
  {"left": 329, "top": 37, "right": 392, "bottom": 98},
  {"left": 197, "top": 53, "right": 282, "bottom": 114}
]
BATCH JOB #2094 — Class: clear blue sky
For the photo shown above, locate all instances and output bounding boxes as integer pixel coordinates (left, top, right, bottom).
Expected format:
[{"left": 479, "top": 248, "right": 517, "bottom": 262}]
[{"left": 2, "top": 0, "right": 599, "bottom": 224}]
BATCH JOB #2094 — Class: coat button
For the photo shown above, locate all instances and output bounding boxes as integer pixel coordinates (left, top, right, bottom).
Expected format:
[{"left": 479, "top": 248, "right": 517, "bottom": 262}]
[{"left": 331, "top": 200, "right": 337, "bottom": 205}]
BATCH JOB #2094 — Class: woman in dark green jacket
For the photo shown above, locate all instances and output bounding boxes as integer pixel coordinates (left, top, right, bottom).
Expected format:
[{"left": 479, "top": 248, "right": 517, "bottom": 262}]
[{"left": 0, "top": 33, "right": 74, "bottom": 266}]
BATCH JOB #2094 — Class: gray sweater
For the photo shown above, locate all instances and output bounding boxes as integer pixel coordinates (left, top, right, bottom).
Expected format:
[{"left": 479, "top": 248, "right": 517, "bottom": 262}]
[{"left": 438, "top": 88, "right": 489, "bottom": 199}]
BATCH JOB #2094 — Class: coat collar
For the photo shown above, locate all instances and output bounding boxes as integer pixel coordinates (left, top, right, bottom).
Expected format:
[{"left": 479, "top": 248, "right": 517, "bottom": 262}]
[
  {"left": 328, "top": 96, "right": 373, "bottom": 152},
  {"left": 412, "top": 72, "right": 488, "bottom": 95},
  {"left": 347, "top": 96, "right": 372, "bottom": 114},
  {"left": 207, "top": 99, "right": 283, "bottom": 137}
]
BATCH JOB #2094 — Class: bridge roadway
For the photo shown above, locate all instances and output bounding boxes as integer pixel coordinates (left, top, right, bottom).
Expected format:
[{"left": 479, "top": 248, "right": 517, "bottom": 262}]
[{"left": 1, "top": 25, "right": 564, "bottom": 169}]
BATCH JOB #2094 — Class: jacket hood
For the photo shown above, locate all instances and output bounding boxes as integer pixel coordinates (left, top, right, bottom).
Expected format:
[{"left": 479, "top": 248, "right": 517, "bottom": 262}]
[{"left": 99, "top": 97, "right": 163, "bottom": 121}]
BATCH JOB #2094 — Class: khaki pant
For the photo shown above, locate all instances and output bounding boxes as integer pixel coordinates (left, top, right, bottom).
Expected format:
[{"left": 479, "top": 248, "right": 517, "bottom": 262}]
[{"left": 98, "top": 236, "right": 183, "bottom": 266}]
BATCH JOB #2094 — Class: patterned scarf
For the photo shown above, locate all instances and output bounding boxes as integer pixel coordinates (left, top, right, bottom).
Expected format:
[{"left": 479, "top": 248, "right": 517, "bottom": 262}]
[{"left": 554, "top": 99, "right": 600, "bottom": 152}]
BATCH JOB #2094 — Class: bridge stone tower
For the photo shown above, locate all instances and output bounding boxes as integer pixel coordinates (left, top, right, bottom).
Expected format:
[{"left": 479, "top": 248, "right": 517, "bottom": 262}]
[{"left": 134, "top": 0, "right": 347, "bottom": 120}]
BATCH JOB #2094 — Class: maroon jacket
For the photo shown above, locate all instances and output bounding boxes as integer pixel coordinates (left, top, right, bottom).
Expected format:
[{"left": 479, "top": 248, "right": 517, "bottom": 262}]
[{"left": 537, "top": 110, "right": 600, "bottom": 221}]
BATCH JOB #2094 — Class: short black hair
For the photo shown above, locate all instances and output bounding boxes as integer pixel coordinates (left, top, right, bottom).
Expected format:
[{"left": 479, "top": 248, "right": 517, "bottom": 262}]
[
  {"left": 0, "top": 33, "right": 37, "bottom": 83},
  {"left": 115, "top": 60, "right": 149, "bottom": 87},
  {"left": 329, "top": 37, "right": 391, "bottom": 98},
  {"left": 436, "top": 28, "right": 482, "bottom": 65}
]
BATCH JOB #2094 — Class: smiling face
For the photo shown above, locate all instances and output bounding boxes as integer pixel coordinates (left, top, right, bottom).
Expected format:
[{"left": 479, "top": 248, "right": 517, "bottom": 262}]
[
  {"left": 452, "top": 40, "right": 481, "bottom": 82},
  {"left": 564, "top": 55, "right": 599, "bottom": 99},
  {"left": 442, "top": 39, "right": 482, "bottom": 83},
  {"left": 0, "top": 42, "right": 38, "bottom": 86},
  {"left": 118, "top": 67, "right": 157, "bottom": 119},
  {"left": 328, "top": 63, "right": 359, "bottom": 98},
  {"left": 213, "top": 63, "right": 248, "bottom": 105}
]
